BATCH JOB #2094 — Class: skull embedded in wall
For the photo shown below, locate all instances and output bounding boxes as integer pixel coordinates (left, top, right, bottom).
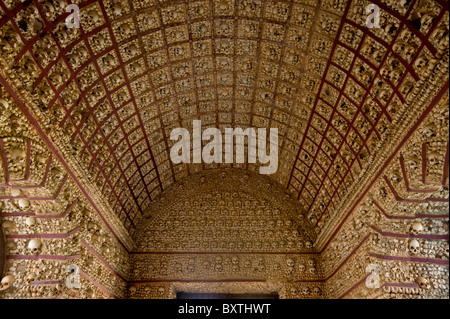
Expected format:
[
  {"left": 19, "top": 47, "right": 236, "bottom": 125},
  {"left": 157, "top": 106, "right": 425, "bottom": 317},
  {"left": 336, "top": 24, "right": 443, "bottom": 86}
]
[
  {"left": 312, "top": 286, "right": 321, "bottom": 295},
  {"left": 302, "top": 287, "right": 310, "bottom": 295},
  {"left": 286, "top": 266, "right": 294, "bottom": 276},
  {"left": 390, "top": 169, "right": 402, "bottom": 183},
  {"left": 423, "top": 122, "right": 437, "bottom": 138},
  {"left": 298, "top": 264, "right": 306, "bottom": 272},
  {"left": 187, "top": 264, "right": 195, "bottom": 272},
  {"left": 215, "top": 264, "right": 223, "bottom": 272},
  {"left": 0, "top": 275, "right": 15, "bottom": 291},
  {"left": 27, "top": 239, "right": 42, "bottom": 254},
  {"left": 428, "top": 151, "right": 441, "bottom": 166},
  {"left": 128, "top": 286, "right": 137, "bottom": 294},
  {"left": 1, "top": 220, "right": 14, "bottom": 233},
  {"left": 25, "top": 216, "right": 37, "bottom": 228},
  {"left": 408, "top": 239, "right": 420, "bottom": 255},
  {"left": 409, "top": 221, "right": 424, "bottom": 235},
  {"left": 406, "top": 155, "right": 420, "bottom": 170},
  {"left": 416, "top": 277, "right": 430, "bottom": 290},
  {"left": 286, "top": 258, "right": 295, "bottom": 267}
]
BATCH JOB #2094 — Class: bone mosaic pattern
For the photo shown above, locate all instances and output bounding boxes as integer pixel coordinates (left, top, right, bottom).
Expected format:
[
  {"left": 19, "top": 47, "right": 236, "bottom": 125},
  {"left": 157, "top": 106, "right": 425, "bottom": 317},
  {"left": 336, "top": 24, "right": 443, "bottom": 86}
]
[{"left": 0, "top": 0, "right": 448, "bottom": 299}]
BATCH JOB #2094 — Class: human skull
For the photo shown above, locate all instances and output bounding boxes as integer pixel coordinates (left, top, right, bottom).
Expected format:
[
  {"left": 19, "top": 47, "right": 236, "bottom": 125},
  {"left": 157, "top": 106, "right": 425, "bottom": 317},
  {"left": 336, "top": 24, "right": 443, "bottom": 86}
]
[
  {"left": 9, "top": 146, "right": 25, "bottom": 162},
  {"left": 390, "top": 170, "right": 402, "bottom": 183},
  {"left": 286, "top": 266, "right": 294, "bottom": 276},
  {"left": 0, "top": 275, "right": 15, "bottom": 291},
  {"left": 302, "top": 287, "right": 310, "bottom": 295},
  {"left": 25, "top": 216, "right": 37, "bottom": 227},
  {"left": 298, "top": 264, "right": 306, "bottom": 272},
  {"left": 187, "top": 264, "right": 195, "bottom": 272},
  {"left": 409, "top": 221, "right": 424, "bottom": 235},
  {"left": 305, "top": 241, "right": 313, "bottom": 249},
  {"left": 416, "top": 277, "right": 430, "bottom": 290},
  {"left": 290, "top": 287, "right": 298, "bottom": 295},
  {"left": 312, "top": 286, "right": 321, "bottom": 295},
  {"left": 423, "top": 122, "right": 437, "bottom": 138},
  {"left": 232, "top": 264, "right": 240, "bottom": 272},
  {"left": 408, "top": 239, "right": 420, "bottom": 254},
  {"left": 286, "top": 259, "right": 295, "bottom": 267},
  {"left": 231, "top": 257, "right": 239, "bottom": 265},
  {"left": 215, "top": 264, "right": 223, "bottom": 272},
  {"left": 407, "top": 155, "right": 420, "bottom": 170},
  {"left": 428, "top": 151, "right": 441, "bottom": 166},
  {"left": 244, "top": 260, "right": 252, "bottom": 268},
  {"left": 18, "top": 198, "right": 30, "bottom": 209},
  {"left": 1, "top": 220, "right": 14, "bottom": 231},
  {"left": 307, "top": 258, "right": 315, "bottom": 267},
  {"left": 28, "top": 239, "right": 42, "bottom": 254}
]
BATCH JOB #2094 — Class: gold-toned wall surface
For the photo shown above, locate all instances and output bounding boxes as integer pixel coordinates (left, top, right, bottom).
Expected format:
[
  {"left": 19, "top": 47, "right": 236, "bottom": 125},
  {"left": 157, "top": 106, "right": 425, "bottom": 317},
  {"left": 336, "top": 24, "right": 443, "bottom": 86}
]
[
  {"left": 129, "top": 169, "right": 323, "bottom": 299},
  {"left": 0, "top": 0, "right": 448, "bottom": 299}
]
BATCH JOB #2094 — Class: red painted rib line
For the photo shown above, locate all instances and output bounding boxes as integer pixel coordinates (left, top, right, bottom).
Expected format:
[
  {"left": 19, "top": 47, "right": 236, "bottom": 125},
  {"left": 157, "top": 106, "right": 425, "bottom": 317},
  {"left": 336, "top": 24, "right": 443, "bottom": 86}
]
[
  {"left": 0, "top": 173, "right": 68, "bottom": 200},
  {"left": 422, "top": 143, "right": 427, "bottom": 184},
  {"left": 399, "top": 155, "right": 436, "bottom": 193},
  {"left": 25, "top": 139, "right": 31, "bottom": 180},
  {"left": 320, "top": 70, "right": 449, "bottom": 253},
  {"left": 383, "top": 282, "right": 420, "bottom": 288},
  {"left": 0, "top": 199, "right": 79, "bottom": 219},
  {"left": 369, "top": 226, "right": 449, "bottom": 240},
  {"left": 442, "top": 142, "right": 449, "bottom": 186},
  {"left": 369, "top": 253, "right": 449, "bottom": 265},
  {"left": 370, "top": 0, "right": 438, "bottom": 56},
  {"left": 0, "top": 139, "right": 10, "bottom": 183},
  {"left": 383, "top": 175, "right": 424, "bottom": 203},
  {"left": 79, "top": 269, "right": 118, "bottom": 299},
  {"left": 130, "top": 279, "right": 268, "bottom": 284},
  {"left": 11, "top": 153, "right": 53, "bottom": 189},
  {"left": 5, "top": 226, "right": 81, "bottom": 239},
  {"left": 6, "top": 254, "right": 81, "bottom": 261},
  {"left": 287, "top": 0, "right": 353, "bottom": 189},
  {"left": 80, "top": 238, "right": 127, "bottom": 282},
  {"left": 320, "top": 233, "right": 372, "bottom": 282},
  {"left": 372, "top": 199, "right": 448, "bottom": 220},
  {"left": 0, "top": 73, "right": 129, "bottom": 252},
  {"left": 383, "top": 175, "right": 446, "bottom": 203},
  {"left": 131, "top": 251, "right": 319, "bottom": 255},
  {"left": 36, "top": 199, "right": 79, "bottom": 219},
  {"left": 30, "top": 280, "right": 61, "bottom": 286},
  {"left": 372, "top": 199, "right": 414, "bottom": 220},
  {"left": 338, "top": 274, "right": 370, "bottom": 299}
]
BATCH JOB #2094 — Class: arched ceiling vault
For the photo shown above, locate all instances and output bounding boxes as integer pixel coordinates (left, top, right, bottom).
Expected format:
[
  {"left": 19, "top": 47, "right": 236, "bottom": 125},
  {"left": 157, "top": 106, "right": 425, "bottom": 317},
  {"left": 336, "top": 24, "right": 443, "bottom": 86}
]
[{"left": 0, "top": 0, "right": 448, "bottom": 239}]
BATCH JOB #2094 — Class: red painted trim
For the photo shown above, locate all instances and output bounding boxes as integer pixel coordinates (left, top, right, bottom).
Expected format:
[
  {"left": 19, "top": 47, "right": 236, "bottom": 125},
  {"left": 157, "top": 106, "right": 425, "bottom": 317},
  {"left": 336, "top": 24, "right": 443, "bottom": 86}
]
[
  {"left": 5, "top": 227, "right": 81, "bottom": 239},
  {"left": 0, "top": 74, "right": 130, "bottom": 251},
  {"left": 369, "top": 253, "right": 449, "bottom": 265},
  {"left": 321, "top": 81, "right": 449, "bottom": 252}
]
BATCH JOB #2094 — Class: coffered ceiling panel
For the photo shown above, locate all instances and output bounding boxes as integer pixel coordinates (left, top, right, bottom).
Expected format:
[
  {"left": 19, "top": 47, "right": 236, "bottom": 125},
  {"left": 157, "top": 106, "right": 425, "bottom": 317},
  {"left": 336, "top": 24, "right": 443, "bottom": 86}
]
[{"left": 0, "top": 0, "right": 448, "bottom": 238}]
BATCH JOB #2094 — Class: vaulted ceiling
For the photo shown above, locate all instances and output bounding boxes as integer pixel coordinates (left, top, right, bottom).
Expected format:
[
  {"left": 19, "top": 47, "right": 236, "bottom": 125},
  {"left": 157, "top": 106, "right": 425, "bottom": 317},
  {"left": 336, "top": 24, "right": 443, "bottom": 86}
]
[{"left": 0, "top": 0, "right": 448, "bottom": 239}]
